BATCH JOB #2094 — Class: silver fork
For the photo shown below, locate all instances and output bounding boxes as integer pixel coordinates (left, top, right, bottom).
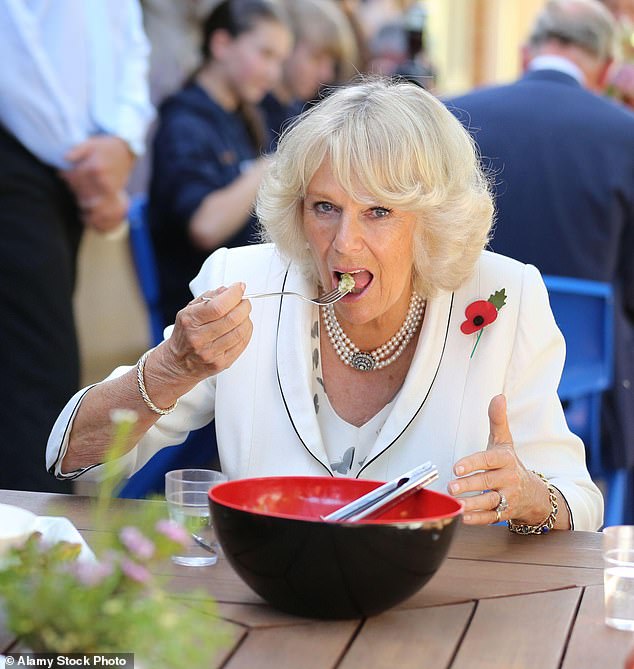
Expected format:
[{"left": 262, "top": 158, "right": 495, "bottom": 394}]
[
  {"left": 243, "top": 286, "right": 346, "bottom": 306},
  {"left": 201, "top": 286, "right": 346, "bottom": 306}
]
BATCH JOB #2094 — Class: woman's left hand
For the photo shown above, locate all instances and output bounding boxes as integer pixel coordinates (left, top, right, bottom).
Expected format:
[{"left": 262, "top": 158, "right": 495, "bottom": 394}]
[{"left": 447, "top": 394, "right": 553, "bottom": 526}]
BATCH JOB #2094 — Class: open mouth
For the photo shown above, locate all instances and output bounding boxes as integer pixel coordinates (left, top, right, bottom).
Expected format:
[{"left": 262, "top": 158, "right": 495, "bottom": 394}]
[{"left": 334, "top": 269, "right": 373, "bottom": 295}]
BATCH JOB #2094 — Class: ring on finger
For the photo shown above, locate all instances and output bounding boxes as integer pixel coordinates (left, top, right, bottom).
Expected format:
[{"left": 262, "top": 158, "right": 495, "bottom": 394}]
[
  {"left": 495, "top": 491, "right": 510, "bottom": 515},
  {"left": 495, "top": 508, "right": 501, "bottom": 523}
]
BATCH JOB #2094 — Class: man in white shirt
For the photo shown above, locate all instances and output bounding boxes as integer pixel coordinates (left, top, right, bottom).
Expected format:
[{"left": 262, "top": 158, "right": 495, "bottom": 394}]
[{"left": 0, "top": 0, "right": 154, "bottom": 492}]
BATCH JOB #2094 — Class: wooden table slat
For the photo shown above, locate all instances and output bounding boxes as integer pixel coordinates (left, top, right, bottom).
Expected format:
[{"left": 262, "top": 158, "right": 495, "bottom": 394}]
[
  {"left": 450, "top": 525, "right": 603, "bottom": 569},
  {"left": 0, "top": 490, "right": 149, "bottom": 530},
  {"left": 338, "top": 603, "right": 474, "bottom": 669},
  {"left": 206, "top": 619, "right": 248, "bottom": 669},
  {"left": 2, "top": 489, "right": 632, "bottom": 669},
  {"left": 165, "top": 568, "right": 263, "bottom": 605},
  {"left": 216, "top": 602, "right": 325, "bottom": 629},
  {"left": 222, "top": 620, "right": 359, "bottom": 669},
  {"left": 103, "top": 539, "right": 605, "bottom": 611},
  {"left": 451, "top": 588, "right": 582, "bottom": 669},
  {"left": 399, "top": 558, "right": 601, "bottom": 610},
  {"left": 562, "top": 584, "right": 634, "bottom": 669}
]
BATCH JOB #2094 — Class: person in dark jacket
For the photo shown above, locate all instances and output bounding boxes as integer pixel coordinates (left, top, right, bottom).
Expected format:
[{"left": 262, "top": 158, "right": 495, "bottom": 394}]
[
  {"left": 149, "top": 0, "right": 292, "bottom": 324},
  {"left": 446, "top": 0, "right": 634, "bottom": 518}
]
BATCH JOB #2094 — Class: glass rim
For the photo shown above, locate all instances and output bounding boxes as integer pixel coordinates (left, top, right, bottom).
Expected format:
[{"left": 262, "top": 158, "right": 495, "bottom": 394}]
[
  {"left": 603, "top": 525, "right": 634, "bottom": 536},
  {"left": 604, "top": 549, "right": 634, "bottom": 568},
  {"left": 165, "top": 468, "right": 228, "bottom": 483}
]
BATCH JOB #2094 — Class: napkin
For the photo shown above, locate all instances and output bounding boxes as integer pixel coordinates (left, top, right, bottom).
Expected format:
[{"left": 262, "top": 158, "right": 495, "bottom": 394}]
[
  {"left": 0, "top": 516, "right": 96, "bottom": 668},
  {"left": 33, "top": 516, "right": 96, "bottom": 563}
]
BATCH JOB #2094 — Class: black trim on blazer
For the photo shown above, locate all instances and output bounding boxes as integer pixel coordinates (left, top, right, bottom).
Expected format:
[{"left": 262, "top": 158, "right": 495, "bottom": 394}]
[
  {"left": 49, "top": 385, "right": 104, "bottom": 480},
  {"left": 551, "top": 484, "right": 574, "bottom": 530},
  {"left": 356, "top": 292, "right": 455, "bottom": 478},
  {"left": 274, "top": 266, "right": 333, "bottom": 476},
  {"left": 275, "top": 276, "right": 455, "bottom": 479}
]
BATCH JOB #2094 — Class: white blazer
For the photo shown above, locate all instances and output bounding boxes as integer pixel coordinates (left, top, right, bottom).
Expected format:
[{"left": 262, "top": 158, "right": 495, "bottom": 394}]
[{"left": 47, "top": 244, "right": 603, "bottom": 530}]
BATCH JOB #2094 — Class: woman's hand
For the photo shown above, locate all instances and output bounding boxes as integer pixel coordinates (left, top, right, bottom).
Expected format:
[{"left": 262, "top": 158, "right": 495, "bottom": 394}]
[
  {"left": 142, "top": 283, "right": 253, "bottom": 407},
  {"left": 61, "top": 283, "right": 252, "bottom": 473},
  {"left": 447, "top": 395, "right": 562, "bottom": 527}
]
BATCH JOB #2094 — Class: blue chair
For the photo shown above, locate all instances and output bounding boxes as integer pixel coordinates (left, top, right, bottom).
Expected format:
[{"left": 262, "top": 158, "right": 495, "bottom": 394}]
[
  {"left": 543, "top": 275, "right": 626, "bottom": 526},
  {"left": 120, "top": 195, "right": 218, "bottom": 498},
  {"left": 127, "top": 195, "right": 165, "bottom": 347}
]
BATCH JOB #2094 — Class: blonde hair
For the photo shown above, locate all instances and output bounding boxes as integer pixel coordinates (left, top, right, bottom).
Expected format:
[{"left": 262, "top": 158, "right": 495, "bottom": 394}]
[{"left": 256, "top": 78, "right": 494, "bottom": 298}]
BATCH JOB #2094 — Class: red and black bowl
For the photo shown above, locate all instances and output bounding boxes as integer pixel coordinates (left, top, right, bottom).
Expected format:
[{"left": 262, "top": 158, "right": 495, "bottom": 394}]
[{"left": 209, "top": 476, "right": 463, "bottom": 619}]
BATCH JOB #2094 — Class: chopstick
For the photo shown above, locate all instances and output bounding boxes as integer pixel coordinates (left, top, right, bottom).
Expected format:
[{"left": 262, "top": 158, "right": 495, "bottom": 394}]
[{"left": 322, "top": 462, "right": 438, "bottom": 522}]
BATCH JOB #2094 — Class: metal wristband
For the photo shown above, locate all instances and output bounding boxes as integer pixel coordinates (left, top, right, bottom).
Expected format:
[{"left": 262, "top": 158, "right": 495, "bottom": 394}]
[
  {"left": 136, "top": 350, "right": 178, "bottom": 416},
  {"left": 507, "top": 471, "right": 558, "bottom": 535}
]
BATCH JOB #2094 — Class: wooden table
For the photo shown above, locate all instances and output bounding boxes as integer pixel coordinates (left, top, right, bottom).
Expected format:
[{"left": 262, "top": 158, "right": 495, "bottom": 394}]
[{"left": 2, "top": 489, "right": 633, "bottom": 669}]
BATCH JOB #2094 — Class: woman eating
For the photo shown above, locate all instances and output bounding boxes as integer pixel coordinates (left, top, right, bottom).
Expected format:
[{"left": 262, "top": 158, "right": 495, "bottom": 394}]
[{"left": 47, "top": 78, "right": 603, "bottom": 532}]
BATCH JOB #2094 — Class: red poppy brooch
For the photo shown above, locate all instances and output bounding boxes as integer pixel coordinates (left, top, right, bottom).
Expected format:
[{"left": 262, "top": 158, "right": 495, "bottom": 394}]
[{"left": 461, "top": 289, "right": 507, "bottom": 358}]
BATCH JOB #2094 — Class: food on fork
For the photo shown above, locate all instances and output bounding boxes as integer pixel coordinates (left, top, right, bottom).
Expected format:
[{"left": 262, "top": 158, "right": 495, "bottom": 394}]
[{"left": 338, "top": 272, "right": 355, "bottom": 295}]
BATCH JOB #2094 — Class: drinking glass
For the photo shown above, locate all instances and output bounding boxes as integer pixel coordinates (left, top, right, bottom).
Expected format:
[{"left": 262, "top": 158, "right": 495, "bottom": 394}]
[
  {"left": 603, "top": 525, "right": 634, "bottom": 631},
  {"left": 165, "top": 469, "right": 228, "bottom": 566}
]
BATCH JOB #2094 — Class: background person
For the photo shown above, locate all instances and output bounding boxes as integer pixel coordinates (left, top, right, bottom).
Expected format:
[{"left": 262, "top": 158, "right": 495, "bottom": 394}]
[
  {"left": 260, "top": 0, "right": 359, "bottom": 148},
  {"left": 600, "top": 0, "right": 634, "bottom": 108},
  {"left": 0, "top": 0, "right": 153, "bottom": 492},
  {"left": 445, "top": 0, "right": 634, "bottom": 520},
  {"left": 149, "top": 0, "right": 292, "bottom": 325},
  {"left": 128, "top": 0, "right": 219, "bottom": 194},
  {"left": 366, "top": 18, "right": 436, "bottom": 89},
  {"left": 48, "top": 79, "right": 602, "bottom": 532}
]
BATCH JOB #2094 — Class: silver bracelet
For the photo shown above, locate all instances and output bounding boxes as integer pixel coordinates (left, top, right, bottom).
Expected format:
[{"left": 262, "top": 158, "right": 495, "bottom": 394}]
[{"left": 136, "top": 350, "right": 178, "bottom": 416}]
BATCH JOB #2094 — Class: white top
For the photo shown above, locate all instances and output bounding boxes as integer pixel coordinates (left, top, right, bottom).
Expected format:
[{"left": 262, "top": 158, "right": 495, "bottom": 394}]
[
  {"left": 319, "top": 396, "right": 393, "bottom": 478},
  {"left": 46, "top": 244, "right": 604, "bottom": 531},
  {"left": 310, "top": 304, "right": 394, "bottom": 477},
  {"left": 0, "top": 0, "right": 154, "bottom": 166}
]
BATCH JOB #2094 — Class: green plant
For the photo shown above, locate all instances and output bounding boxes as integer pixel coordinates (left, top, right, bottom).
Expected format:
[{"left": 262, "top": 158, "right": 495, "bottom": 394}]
[{"left": 0, "top": 410, "right": 226, "bottom": 666}]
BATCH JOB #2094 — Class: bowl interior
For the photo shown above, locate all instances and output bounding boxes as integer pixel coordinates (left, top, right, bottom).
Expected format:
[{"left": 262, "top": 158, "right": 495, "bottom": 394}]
[{"left": 209, "top": 475, "right": 462, "bottom": 524}]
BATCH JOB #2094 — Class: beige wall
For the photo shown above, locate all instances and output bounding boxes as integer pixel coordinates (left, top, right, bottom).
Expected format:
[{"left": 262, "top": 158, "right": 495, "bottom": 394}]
[
  {"left": 475, "top": 0, "right": 549, "bottom": 86},
  {"left": 426, "top": 0, "right": 548, "bottom": 95},
  {"left": 74, "top": 227, "right": 150, "bottom": 386}
]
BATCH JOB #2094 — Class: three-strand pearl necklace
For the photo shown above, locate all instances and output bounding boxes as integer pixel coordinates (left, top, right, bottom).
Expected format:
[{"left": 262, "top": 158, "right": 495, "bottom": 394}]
[{"left": 321, "top": 293, "right": 426, "bottom": 371}]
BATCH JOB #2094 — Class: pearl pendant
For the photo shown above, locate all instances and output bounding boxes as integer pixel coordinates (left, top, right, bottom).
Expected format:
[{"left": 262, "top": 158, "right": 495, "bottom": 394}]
[
  {"left": 351, "top": 352, "right": 376, "bottom": 371},
  {"left": 322, "top": 293, "right": 425, "bottom": 372}
]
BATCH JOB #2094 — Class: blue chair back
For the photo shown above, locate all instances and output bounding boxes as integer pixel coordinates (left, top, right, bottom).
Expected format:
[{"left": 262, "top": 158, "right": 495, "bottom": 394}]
[
  {"left": 543, "top": 275, "right": 624, "bottom": 526},
  {"left": 122, "top": 195, "right": 219, "bottom": 498},
  {"left": 544, "top": 276, "right": 613, "bottom": 400},
  {"left": 117, "top": 425, "right": 220, "bottom": 499},
  {"left": 127, "top": 194, "right": 165, "bottom": 347}
]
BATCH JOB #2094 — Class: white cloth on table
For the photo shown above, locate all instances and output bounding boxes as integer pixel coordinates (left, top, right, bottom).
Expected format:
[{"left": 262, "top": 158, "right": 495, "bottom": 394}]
[{"left": 33, "top": 515, "right": 96, "bottom": 563}]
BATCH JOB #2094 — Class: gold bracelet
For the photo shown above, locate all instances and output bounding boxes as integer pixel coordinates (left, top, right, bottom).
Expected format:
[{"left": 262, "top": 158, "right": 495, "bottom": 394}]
[
  {"left": 136, "top": 350, "right": 178, "bottom": 416},
  {"left": 507, "top": 471, "right": 558, "bottom": 535}
]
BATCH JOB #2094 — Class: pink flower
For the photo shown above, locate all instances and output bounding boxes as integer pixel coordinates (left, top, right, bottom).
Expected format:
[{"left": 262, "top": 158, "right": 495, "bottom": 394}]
[
  {"left": 155, "top": 519, "right": 190, "bottom": 547},
  {"left": 119, "top": 526, "right": 155, "bottom": 561},
  {"left": 120, "top": 557, "right": 152, "bottom": 584},
  {"left": 71, "top": 560, "right": 114, "bottom": 587}
]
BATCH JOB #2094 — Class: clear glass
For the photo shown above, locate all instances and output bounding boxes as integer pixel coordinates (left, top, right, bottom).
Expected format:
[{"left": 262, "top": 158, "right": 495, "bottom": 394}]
[
  {"left": 603, "top": 525, "right": 634, "bottom": 631},
  {"left": 165, "top": 469, "right": 228, "bottom": 566}
]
